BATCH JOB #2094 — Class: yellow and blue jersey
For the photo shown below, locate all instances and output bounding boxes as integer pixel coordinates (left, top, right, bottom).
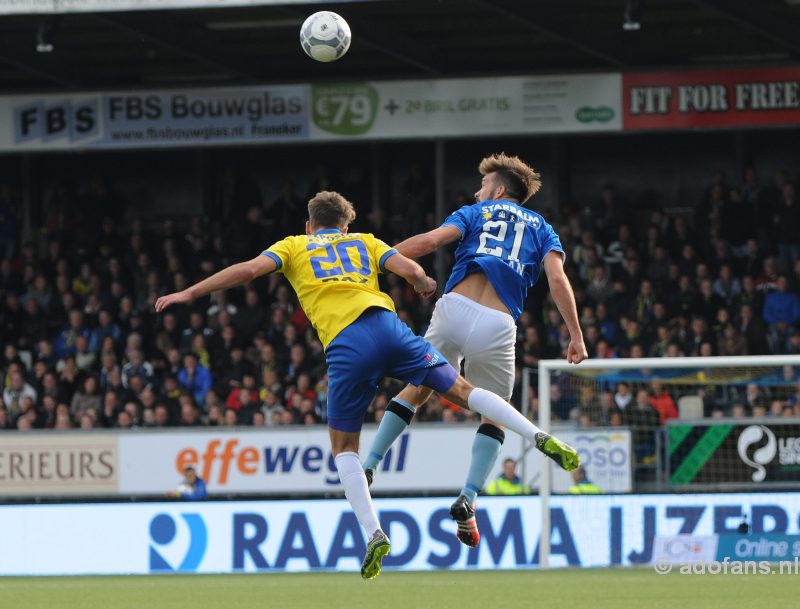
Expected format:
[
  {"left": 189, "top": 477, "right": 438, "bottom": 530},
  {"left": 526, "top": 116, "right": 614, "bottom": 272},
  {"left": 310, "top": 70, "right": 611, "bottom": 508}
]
[{"left": 263, "top": 229, "right": 397, "bottom": 349}]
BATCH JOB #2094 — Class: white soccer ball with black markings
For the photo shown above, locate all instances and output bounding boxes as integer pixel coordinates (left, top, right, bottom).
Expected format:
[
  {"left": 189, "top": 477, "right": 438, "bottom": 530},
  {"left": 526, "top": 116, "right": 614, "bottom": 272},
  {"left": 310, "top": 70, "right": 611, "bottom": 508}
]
[{"left": 300, "top": 11, "right": 351, "bottom": 63}]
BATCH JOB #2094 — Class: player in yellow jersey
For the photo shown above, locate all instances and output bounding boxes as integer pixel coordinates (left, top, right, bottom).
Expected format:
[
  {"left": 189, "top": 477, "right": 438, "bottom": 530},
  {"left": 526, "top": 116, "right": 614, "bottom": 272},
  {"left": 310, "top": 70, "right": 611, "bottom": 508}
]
[{"left": 155, "top": 191, "right": 578, "bottom": 580}]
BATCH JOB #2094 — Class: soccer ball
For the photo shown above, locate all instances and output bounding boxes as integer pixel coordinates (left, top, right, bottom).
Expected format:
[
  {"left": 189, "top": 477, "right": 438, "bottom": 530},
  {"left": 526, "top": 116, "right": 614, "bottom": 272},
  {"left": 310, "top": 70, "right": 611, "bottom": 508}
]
[{"left": 300, "top": 11, "right": 351, "bottom": 63}]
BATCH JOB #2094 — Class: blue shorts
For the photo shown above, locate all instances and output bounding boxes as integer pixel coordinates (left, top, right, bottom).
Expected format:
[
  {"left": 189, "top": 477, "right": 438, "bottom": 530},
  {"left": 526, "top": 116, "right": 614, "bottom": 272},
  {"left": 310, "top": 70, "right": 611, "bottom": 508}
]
[{"left": 325, "top": 308, "right": 455, "bottom": 432}]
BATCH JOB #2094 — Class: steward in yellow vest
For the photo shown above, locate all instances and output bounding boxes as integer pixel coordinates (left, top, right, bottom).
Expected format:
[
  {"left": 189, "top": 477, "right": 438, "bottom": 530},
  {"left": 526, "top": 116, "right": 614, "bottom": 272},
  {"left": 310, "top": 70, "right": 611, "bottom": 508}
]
[
  {"left": 485, "top": 458, "right": 532, "bottom": 495},
  {"left": 568, "top": 466, "right": 602, "bottom": 494}
]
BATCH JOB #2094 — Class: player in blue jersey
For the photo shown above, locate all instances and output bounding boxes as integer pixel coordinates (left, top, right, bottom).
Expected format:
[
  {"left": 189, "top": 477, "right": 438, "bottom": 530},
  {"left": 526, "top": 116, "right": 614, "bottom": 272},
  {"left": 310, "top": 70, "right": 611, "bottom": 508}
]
[
  {"left": 156, "top": 190, "right": 579, "bottom": 579},
  {"left": 363, "top": 153, "right": 587, "bottom": 548}
]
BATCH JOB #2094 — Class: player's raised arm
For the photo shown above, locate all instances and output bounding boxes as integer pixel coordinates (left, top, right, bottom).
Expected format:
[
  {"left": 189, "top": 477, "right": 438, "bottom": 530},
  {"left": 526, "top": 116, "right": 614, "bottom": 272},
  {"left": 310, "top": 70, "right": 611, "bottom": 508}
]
[
  {"left": 543, "top": 250, "right": 587, "bottom": 364},
  {"left": 383, "top": 252, "right": 437, "bottom": 299},
  {"left": 394, "top": 225, "right": 462, "bottom": 259},
  {"left": 154, "top": 254, "right": 277, "bottom": 313}
]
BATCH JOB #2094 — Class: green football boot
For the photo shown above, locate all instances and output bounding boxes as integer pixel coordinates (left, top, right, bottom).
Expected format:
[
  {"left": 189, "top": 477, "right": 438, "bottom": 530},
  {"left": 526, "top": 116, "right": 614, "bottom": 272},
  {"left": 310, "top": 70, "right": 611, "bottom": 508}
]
[
  {"left": 535, "top": 432, "right": 580, "bottom": 472},
  {"left": 361, "top": 529, "right": 391, "bottom": 580}
]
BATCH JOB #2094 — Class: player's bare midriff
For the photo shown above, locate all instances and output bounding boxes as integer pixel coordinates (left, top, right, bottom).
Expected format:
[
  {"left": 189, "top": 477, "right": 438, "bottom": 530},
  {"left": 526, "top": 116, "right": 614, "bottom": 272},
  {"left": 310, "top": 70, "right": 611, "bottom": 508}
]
[{"left": 451, "top": 271, "right": 511, "bottom": 317}]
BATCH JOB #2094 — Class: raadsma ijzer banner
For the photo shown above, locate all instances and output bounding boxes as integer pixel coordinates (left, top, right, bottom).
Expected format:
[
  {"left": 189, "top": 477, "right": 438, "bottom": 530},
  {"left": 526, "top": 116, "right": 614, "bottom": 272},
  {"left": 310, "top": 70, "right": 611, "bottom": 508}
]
[{"left": 1, "top": 493, "right": 799, "bottom": 574}]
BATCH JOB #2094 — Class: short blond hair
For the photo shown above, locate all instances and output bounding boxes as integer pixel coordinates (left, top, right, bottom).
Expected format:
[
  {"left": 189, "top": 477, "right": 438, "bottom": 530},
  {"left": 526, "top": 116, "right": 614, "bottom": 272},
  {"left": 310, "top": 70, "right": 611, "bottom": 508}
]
[
  {"left": 479, "top": 153, "right": 541, "bottom": 203},
  {"left": 307, "top": 191, "right": 356, "bottom": 229}
]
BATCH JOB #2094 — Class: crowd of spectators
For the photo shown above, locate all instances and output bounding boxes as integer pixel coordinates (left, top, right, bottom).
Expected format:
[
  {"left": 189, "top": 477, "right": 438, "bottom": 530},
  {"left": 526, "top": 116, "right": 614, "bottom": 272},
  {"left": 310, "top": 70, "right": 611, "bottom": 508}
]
[
  {"left": 0, "top": 162, "right": 799, "bottom": 440},
  {"left": 527, "top": 168, "right": 800, "bottom": 423}
]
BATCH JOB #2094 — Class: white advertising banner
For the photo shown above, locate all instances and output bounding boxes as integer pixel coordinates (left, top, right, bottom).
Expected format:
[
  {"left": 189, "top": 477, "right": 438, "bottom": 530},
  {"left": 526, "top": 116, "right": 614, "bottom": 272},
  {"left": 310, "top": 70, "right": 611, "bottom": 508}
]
[
  {"left": 1, "top": 492, "right": 798, "bottom": 575},
  {"left": 652, "top": 535, "right": 719, "bottom": 564},
  {"left": 118, "top": 426, "right": 483, "bottom": 495},
  {"left": 116, "top": 426, "right": 632, "bottom": 496},
  {"left": 0, "top": 74, "right": 622, "bottom": 151},
  {"left": 308, "top": 75, "right": 622, "bottom": 140},
  {"left": 0, "top": 0, "right": 375, "bottom": 14},
  {"left": 544, "top": 429, "right": 633, "bottom": 493}
]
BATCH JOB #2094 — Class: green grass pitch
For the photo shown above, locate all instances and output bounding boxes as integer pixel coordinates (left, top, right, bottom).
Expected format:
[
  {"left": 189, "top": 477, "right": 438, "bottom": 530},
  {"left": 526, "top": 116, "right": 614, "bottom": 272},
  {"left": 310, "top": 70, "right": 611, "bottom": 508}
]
[{"left": 0, "top": 568, "right": 794, "bottom": 609}]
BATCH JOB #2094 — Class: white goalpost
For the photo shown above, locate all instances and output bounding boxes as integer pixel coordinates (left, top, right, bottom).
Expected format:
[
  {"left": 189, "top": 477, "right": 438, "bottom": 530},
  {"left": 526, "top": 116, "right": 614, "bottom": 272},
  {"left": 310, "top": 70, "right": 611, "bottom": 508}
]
[{"left": 525, "top": 354, "right": 800, "bottom": 569}]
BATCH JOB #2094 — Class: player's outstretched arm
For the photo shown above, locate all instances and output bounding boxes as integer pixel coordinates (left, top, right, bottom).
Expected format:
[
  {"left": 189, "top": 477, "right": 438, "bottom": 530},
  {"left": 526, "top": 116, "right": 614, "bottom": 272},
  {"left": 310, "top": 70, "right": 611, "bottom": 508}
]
[
  {"left": 394, "top": 225, "right": 461, "bottom": 259},
  {"left": 543, "top": 251, "right": 587, "bottom": 364},
  {"left": 383, "top": 252, "right": 436, "bottom": 299},
  {"left": 155, "top": 254, "right": 277, "bottom": 313}
]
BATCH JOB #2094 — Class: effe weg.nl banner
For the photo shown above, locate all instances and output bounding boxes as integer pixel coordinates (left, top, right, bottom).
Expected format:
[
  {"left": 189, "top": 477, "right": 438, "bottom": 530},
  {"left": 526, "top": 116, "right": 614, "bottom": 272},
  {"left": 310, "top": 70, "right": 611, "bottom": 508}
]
[
  {"left": 116, "top": 426, "right": 631, "bottom": 496},
  {"left": 623, "top": 66, "right": 800, "bottom": 130}
]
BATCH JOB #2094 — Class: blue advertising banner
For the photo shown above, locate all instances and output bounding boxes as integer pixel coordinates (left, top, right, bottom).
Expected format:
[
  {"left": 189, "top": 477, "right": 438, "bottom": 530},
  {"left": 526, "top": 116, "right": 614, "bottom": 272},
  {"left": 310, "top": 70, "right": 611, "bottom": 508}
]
[
  {"left": 717, "top": 534, "right": 800, "bottom": 562},
  {"left": 3, "top": 493, "right": 800, "bottom": 575}
]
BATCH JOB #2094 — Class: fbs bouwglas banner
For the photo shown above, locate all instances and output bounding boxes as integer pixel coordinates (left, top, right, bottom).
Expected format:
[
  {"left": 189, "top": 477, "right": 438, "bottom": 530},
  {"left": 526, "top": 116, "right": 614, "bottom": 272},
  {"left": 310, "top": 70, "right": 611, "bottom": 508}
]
[
  {"left": 623, "top": 66, "right": 800, "bottom": 130},
  {"left": 1, "top": 85, "right": 310, "bottom": 150}
]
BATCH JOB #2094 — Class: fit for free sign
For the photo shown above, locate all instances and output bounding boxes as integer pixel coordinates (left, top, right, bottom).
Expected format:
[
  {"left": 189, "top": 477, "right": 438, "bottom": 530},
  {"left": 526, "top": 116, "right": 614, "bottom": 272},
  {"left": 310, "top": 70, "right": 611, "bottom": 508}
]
[{"left": 623, "top": 66, "right": 800, "bottom": 129}]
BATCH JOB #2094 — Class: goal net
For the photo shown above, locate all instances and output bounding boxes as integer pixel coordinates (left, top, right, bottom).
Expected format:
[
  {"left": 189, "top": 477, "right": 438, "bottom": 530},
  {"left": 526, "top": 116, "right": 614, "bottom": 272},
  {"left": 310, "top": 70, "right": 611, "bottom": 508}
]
[{"left": 525, "top": 354, "right": 800, "bottom": 568}]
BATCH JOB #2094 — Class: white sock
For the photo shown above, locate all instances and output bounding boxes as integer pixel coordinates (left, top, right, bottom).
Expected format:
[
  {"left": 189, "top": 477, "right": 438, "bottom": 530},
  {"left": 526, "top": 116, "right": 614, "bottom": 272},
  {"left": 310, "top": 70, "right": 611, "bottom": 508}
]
[
  {"left": 467, "top": 387, "right": 544, "bottom": 442},
  {"left": 335, "top": 451, "right": 381, "bottom": 538}
]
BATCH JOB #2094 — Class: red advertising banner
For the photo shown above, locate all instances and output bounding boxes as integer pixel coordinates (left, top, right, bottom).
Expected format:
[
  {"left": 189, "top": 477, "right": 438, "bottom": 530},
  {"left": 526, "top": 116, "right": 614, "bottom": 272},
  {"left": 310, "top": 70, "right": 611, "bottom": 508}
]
[{"left": 623, "top": 66, "right": 800, "bottom": 130}]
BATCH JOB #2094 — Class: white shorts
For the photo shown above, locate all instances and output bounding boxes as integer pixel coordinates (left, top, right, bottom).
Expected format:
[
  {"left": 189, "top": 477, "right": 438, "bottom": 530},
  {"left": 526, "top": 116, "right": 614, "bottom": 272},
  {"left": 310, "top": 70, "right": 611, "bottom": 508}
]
[{"left": 424, "top": 292, "right": 517, "bottom": 400}]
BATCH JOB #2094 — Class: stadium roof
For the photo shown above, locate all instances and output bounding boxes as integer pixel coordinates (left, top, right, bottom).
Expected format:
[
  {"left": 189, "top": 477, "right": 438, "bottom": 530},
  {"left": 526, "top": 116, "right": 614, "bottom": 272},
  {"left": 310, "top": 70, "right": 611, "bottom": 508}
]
[{"left": 0, "top": 0, "right": 798, "bottom": 93}]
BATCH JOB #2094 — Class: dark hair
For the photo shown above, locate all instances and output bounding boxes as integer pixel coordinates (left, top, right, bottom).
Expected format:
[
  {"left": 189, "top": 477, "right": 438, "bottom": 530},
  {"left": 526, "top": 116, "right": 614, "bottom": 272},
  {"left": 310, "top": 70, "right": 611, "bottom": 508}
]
[
  {"left": 479, "top": 153, "right": 541, "bottom": 203},
  {"left": 308, "top": 191, "right": 356, "bottom": 229}
]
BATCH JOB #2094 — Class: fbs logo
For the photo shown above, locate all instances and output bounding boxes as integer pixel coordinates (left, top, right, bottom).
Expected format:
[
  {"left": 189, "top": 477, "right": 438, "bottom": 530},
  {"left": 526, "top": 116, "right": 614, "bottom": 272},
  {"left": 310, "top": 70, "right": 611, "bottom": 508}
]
[
  {"left": 15, "top": 100, "right": 99, "bottom": 143},
  {"left": 149, "top": 513, "right": 208, "bottom": 572},
  {"left": 737, "top": 425, "right": 777, "bottom": 482}
]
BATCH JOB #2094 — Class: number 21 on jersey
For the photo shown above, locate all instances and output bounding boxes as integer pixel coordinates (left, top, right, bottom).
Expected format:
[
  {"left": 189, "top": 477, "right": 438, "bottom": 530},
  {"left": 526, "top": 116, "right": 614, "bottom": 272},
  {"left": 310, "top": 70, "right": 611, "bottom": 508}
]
[{"left": 476, "top": 220, "right": 525, "bottom": 260}]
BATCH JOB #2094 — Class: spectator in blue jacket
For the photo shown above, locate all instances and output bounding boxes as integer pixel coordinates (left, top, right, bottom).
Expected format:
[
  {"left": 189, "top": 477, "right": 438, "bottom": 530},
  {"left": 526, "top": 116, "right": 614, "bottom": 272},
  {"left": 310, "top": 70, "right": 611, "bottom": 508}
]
[
  {"left": 763, "top": 275, "right": 800, "bottom": 352},
  {"left": 175, "top": 466, "right": 208, "bottom": 501},
  {"left": 178, "top": 351, "right": 212, "bottom": 407},
  {"left": 54, "top": 309, "right": 91, "bottom": 359},
  {"left": 89, "top": 309, "right": 122, "bottom": 354},
  {"left": 121, "top": 348, "right": 155, "bottom": 388}
]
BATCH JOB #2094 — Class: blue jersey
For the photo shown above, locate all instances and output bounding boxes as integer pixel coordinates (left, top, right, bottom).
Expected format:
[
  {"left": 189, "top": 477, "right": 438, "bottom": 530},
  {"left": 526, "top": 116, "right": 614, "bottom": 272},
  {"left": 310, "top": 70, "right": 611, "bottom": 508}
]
[{"left": 442, "top": 199, "right": 564, "bottom": 320}]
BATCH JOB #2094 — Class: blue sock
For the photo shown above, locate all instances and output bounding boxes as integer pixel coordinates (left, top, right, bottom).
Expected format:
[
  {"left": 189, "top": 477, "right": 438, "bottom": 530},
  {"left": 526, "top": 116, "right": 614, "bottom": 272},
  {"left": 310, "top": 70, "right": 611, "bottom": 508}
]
[
  {"left": 460, "top": 424, "right": 505, "bottom": 504},
  {"left": 363, "top": 398, "right": 416, "bottom": 472}
]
